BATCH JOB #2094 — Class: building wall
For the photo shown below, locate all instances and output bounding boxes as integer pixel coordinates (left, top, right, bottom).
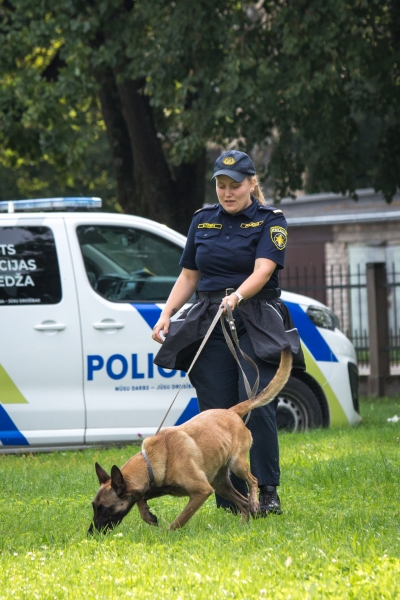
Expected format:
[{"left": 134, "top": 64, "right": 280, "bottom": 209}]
[
  {"left": 284, "top": 221, "right": 400, "bottom": 337},
  {"left": 325, "top": 242, "right": 349, "bottom": 333},
  {"left": 281, "top": 191, "right": 400, "bottom": 378},
  {"left": 332, "top": 221, "right": 400, "bottom": 245},
  {"left": 282, "top": 225, "right": 333, "bottom": 304}
]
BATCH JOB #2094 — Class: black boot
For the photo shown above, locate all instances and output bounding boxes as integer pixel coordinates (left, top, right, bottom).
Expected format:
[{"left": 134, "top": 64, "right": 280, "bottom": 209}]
[{"left": 258, "top": 485, "right": 283, "bottom": 516}]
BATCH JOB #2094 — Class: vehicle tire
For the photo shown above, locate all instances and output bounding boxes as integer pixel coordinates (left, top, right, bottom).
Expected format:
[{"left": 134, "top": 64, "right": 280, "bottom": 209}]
[{"left": 276, "top": 377, "right": 324, "bottom": 432}]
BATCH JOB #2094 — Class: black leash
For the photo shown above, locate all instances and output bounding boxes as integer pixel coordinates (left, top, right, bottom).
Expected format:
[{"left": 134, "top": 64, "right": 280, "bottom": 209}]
[
  {"left": 141, "top": 448, "right": 155, "bottom": 488},
  {"left": 220, "top": 304, "right": 260, "bottom": 425}
]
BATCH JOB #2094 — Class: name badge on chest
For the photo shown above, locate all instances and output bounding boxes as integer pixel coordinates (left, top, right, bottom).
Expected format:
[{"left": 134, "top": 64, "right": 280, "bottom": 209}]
[{"left": 240, "top": 220, "right": 264, "bottom": 228}]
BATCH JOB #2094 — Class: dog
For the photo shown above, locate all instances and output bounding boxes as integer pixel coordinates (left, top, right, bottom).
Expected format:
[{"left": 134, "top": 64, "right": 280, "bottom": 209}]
[{"left": 88, "top": 347, "right": 292, "bottom": 533}]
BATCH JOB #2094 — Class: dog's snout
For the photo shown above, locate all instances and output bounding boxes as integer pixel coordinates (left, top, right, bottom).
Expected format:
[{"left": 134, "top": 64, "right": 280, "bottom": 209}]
[
  {"left": 87, "top": 515, "right": 122, "bottom": 535},
  {"left": 87, "top": 520, "right": 110, "bottom": 535}
]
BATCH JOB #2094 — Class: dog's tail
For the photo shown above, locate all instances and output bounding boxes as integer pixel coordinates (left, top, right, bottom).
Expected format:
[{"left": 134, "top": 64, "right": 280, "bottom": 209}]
[{"left": 231, "top": 348, "right": 292, "bottom": 419}]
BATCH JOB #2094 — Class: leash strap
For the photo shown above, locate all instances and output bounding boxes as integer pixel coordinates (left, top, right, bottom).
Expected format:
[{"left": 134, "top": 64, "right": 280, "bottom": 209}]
[
  {"left": 141, "top": 449, "right": 155, "bottom": 488},
  {"left": 155, "top": 306, "right": 224, "bottom": 435},
  {"left": 220, "top": 304, "right": 260, "bottom": 425}
]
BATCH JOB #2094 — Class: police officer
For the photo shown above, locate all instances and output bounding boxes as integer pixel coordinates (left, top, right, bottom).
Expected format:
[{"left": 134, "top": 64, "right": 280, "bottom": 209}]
[{"left": 152, "top": 150, "right": 304, "bottom": 515}]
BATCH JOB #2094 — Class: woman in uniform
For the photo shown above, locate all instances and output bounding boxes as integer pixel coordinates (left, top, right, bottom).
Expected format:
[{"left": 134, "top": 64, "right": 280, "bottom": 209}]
[{"left": 152, "top": 150, "right": 303, "bottom": 515}]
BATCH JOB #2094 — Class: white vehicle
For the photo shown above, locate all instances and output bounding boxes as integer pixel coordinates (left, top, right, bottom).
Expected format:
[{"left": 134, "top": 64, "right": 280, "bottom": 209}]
[{"left": 0, "top": 198, "right": 361, "bottom": 452}]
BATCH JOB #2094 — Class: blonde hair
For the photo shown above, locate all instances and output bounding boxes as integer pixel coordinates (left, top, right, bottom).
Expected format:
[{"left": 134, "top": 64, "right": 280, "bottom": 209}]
[{"left": 248, "top": 174, "right": 266, "bottom": 205}]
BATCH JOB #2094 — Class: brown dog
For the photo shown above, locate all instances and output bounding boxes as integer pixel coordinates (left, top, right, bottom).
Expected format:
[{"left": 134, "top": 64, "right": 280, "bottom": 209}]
[{"left": 88, "top": 348, "right": 292, "bottom": 533}]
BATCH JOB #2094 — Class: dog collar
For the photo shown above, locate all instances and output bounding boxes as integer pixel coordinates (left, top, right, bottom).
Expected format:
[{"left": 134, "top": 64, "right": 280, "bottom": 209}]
[{"left": 141, "top": 449, "right": 155, "bottom": 488}]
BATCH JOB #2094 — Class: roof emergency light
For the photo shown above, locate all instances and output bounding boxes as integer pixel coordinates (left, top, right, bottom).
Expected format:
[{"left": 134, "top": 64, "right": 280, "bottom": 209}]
[{"left": 0, "top": 197, "right": 102, "bottom": 213}]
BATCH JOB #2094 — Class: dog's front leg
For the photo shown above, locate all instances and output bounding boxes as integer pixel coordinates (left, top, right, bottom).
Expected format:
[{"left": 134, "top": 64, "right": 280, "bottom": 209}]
[
  {"left": 168, "top": 491, "right": 213, "bottom": 531},
  {"left": 136, "top": 498, "right": 158, "bottom": 526}
]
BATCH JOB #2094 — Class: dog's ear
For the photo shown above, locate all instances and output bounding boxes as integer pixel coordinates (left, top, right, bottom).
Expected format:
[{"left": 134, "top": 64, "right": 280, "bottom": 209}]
[
  {"left": 111, "top": 465, "right": 126, "bottom": 496},
  {"left": 95, "top": 462, "right": 111, "bottom": 485}
]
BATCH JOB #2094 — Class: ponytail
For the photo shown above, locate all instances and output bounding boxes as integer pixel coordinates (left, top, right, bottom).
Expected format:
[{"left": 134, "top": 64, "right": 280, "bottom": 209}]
[{"left": 248, "top": 175, "right": 266, "bottom": 205}]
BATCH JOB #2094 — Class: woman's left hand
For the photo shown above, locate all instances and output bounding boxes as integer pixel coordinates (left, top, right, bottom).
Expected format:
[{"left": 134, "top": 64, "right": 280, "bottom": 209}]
[{"left": 220, "top": 293, "right": 239, "bottom": 313}]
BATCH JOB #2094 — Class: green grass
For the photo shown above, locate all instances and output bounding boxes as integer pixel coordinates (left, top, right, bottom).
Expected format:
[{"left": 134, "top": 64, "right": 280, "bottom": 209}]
[{"left": 1, "top": 397, "right": 399, "bottom": 599}]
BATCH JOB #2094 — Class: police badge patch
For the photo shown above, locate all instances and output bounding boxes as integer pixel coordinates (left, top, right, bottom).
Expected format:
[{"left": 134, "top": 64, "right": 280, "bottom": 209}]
[{"left": 270, "top": 226, "right": 287, "bottom": 250}]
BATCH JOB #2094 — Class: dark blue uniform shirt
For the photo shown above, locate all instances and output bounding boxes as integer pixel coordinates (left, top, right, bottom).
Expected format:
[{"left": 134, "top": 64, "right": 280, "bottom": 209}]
[{"left": 179, "top": 199, "right": 288, "bottom": 292}]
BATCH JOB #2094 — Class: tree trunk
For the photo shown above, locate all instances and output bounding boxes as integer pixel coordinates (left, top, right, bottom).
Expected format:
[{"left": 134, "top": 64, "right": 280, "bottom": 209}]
[
  {"left": 172, "top": 149, "right": 207, "bottom": 234},
  {"left": 94, "top": 68, "right": 137, "bottom": 214},
  {"left": 115, "top": 76, "right": 174, "bottom": 225},
  {"left": 100, "top": 71, "right": 206, "bottom": 233}
]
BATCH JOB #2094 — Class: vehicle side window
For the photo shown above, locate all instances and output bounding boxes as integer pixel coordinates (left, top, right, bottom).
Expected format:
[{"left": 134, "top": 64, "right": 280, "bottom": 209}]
[
  {"left": 0, "top": 226, "right": 62, "bottom": 306},
  {"left": 76, "top": 225, "right": 182, "bottom": 302}
]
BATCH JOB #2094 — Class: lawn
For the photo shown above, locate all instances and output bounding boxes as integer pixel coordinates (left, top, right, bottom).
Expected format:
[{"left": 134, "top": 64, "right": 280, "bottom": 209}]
[{"left": 0, "top": 397, "right": 399, "bottom": 599}]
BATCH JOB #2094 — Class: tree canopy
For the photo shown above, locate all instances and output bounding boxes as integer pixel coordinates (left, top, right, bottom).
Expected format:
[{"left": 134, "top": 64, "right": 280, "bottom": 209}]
[{"left": 1, "top": 0, "right": 399, "bottom": 232}]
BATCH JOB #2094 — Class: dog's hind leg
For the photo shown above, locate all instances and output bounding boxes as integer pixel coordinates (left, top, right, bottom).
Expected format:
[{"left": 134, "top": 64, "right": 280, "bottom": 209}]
[
  {"left": 228, "top": 457, "right": 259, "bottom": 518},
  {"left": 212, "top": 467, "right": 249, "bottom": 519},
  {"left": 136, "top": 499, "right": 158, "bottom": 526}
]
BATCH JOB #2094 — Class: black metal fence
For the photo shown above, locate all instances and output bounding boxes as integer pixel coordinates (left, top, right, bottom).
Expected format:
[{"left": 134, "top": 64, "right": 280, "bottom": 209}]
[{"left": 280, "top": 263, "right": 400, "bottom": 370}]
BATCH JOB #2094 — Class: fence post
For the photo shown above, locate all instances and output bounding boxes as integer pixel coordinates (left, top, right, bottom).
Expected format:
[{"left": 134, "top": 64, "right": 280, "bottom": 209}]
[{"left": 366, "top": 262, "right": 390, "bottom": 397}]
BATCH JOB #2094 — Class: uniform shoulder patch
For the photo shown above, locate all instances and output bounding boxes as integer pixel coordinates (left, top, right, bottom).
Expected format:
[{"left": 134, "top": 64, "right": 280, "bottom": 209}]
[
  {"left": 273, "top": 209, "right": 283, "bottom": 214},
  {"left": 270, "top": 226, "right": 287, "bottom": 250},
  {"left": 194, "top": 204, "right": 218, "bottom": 214}
]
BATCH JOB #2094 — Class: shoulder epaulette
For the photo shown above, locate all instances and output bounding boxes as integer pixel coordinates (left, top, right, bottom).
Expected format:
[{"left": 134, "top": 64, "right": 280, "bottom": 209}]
[
  {"left": 194, "top": 204, "right": 219, "bottom": 214},
  {"left": 258, "top": 205, "right": 284, "bottom": 215}
]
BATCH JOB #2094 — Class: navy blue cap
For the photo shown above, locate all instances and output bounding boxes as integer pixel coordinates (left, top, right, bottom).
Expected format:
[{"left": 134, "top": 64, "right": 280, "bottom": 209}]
[{"left": 212, "top": 150, "right": 256, "bottom": 182}]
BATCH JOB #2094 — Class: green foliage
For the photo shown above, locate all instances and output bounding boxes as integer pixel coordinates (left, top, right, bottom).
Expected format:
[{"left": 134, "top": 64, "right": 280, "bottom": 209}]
[
  {"left": 0, "top": 397, "right": 399, "bottom": 598},
  {"left": 259, "top": 0, "right": 400, "bottom": 201},
  {"left": 0, "top": 129, "right": 119, "bottom": 211},
  {"left": 0, "top": 0, "right": 399, "bottom": 212}
]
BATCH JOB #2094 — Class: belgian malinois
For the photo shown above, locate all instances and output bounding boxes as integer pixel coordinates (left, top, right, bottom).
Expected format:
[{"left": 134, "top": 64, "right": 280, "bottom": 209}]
[{"left": 88, "top": 348, "right": 292, "bottom": 533}]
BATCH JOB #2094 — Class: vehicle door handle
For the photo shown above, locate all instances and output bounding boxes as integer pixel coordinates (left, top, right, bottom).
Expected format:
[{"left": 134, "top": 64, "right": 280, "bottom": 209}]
[
  {"left": 93, "top": 321, "right": 125, "bottom": 330},
  {"left": 34, "top": 322, "right": 66, "bottom": 332}
]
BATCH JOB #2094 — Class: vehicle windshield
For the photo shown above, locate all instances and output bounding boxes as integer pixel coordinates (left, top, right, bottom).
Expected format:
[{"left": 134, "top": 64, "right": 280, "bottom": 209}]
[{"left": 77, "top": 225, "right": 182, "bottom": 302}]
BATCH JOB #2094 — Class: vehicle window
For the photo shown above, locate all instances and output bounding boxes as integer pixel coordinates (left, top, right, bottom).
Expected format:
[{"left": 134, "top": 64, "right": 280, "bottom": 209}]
[
  {"left": 77, "top": 225, "right": 182, "bottom": 302},
  {"left": 0, "top": 226, "right": 62, "bottom": 306}
]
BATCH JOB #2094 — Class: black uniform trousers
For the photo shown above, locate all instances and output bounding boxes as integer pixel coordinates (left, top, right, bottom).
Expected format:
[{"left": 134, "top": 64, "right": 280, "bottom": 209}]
[{"left": 188, "top": 308, "right": 280, "bottom": 510}]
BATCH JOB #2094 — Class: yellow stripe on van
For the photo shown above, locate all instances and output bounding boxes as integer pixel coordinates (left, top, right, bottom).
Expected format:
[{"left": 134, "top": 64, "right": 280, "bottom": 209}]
[
  {"left": 0, "top": 364, "right": 28, "bottom": 404},
  {"left": 302, "top": 345, "right": 348, "bottom": 426}
]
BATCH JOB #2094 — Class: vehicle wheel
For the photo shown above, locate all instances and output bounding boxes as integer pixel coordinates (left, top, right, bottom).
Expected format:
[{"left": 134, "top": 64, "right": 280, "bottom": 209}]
[{"left": 276, "top": 377, "right": 323, "bottom": 432}]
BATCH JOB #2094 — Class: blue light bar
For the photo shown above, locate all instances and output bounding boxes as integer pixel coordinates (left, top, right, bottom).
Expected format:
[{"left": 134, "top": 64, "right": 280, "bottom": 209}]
[{"left": 0, "top": 197, "right": 102, "bottom": 213}]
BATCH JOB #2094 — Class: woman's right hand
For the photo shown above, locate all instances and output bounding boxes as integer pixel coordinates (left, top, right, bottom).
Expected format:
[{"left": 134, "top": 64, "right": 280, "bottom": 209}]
[
  {"left": 150, "top": 267, "right": 200, "bottom": 344},
  {"left": 152, "top": 314, "right": 171, "bottom": 344}
]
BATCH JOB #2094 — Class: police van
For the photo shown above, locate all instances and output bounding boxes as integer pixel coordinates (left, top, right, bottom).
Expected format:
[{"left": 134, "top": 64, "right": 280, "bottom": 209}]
[{"left": 0, "top": 198, "right": 361, "bottom": 451}]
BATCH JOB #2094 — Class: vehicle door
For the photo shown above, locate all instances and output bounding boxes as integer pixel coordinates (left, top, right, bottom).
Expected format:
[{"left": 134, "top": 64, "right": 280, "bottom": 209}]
[
  {"left": 65, "top": 218, "right": 197, "bottom": 444},
  {"left": 0, "top": 218, "right": 85, "bottom": 448}
]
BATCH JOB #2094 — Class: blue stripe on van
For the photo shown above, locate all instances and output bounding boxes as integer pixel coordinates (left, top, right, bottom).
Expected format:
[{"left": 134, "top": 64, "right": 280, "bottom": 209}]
[
  {"left": 133, "top": 301, "right": 337, "bottom": 363},
  {"left": 174, "top": 397, "right": 200, "bottom": 426},
  {"left": 132, "top": 303, "right": 200, "bottom": 427},
  {"left": 0, "top": 405, "right": 29, "bottom": 446},
  {"left": 284, "top": 301, "right": 338, "bottom": 362},
  {"left": 131, "top": 304, "right": 162, "bottom": 329}
]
